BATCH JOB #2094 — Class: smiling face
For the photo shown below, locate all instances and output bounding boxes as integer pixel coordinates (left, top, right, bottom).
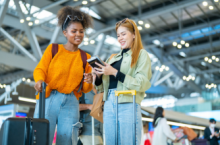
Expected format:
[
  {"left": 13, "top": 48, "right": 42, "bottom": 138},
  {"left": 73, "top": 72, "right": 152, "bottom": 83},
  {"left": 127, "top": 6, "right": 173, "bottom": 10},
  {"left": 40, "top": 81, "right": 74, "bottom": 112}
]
[
  {"left": 63, "top": 22, "right": 84, "bottom": 45},
  {"left": 117, "top": 26, "right": 135, "bottom": 49}
]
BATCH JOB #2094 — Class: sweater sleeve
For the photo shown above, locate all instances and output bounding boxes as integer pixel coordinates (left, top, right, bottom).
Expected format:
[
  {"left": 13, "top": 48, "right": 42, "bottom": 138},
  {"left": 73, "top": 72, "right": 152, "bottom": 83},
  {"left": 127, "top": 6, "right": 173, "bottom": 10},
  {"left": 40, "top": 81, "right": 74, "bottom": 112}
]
[
  {"left": 33, "top": 44, "right": 53, "bottom": 82},
  {"left": 82, "top": 54, "right": 93, "bottom": 93}
]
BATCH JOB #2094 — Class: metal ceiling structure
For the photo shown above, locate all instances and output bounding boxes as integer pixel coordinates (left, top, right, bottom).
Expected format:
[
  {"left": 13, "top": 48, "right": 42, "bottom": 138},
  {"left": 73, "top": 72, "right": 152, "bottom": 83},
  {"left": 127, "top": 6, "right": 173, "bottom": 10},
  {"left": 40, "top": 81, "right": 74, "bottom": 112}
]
[{"left": 0, "top": 0, "right": 220, "bottom": 108}]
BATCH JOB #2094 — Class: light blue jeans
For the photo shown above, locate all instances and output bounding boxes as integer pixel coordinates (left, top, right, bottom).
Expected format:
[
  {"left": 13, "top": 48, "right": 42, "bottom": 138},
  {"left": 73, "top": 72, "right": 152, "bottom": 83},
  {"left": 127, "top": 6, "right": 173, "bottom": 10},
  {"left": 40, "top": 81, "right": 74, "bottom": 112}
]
[
  {"left": 104, "top": 89, "right": 142, "bottom": 145},
  {"left": 34, "top": 90, "right": 80, "bottom": 145}
]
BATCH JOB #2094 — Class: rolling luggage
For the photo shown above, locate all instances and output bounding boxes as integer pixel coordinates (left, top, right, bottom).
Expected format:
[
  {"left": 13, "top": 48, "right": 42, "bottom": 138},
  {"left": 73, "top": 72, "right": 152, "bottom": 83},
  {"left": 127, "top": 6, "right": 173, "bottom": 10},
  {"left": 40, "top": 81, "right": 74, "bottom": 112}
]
[
  {"left": 115, "top": 90, "right": 137, "bottom": 145},
  {"left": 0, "top": 82, "right": 49, "bottom": 145}
]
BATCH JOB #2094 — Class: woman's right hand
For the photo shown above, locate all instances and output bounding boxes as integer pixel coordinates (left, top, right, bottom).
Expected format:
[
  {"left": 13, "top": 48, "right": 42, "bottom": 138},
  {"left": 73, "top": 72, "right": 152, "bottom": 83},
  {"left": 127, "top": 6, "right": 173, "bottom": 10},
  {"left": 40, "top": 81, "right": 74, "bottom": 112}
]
[{"left": 34, "top": 80, "right": 44, "bottom": 92}]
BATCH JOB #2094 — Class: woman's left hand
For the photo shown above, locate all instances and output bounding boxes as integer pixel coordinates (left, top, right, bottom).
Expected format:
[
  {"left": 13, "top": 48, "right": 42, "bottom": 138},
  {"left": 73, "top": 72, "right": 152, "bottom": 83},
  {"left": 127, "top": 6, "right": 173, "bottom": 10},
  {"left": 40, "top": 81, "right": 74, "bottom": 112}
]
[
  {"left": 84, "top": 73, "right": 93, "bottom": 84},
  {"left": 94, "top": 62, "right": 118, "bottom": 76}
]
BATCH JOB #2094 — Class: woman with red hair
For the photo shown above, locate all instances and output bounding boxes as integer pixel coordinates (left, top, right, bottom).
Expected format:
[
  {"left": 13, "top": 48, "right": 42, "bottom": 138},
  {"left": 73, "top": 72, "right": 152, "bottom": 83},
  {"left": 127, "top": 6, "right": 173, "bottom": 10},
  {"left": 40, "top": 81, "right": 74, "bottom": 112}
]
[{"left": 94, "top": 18, "right": 152, "bottom": 145}]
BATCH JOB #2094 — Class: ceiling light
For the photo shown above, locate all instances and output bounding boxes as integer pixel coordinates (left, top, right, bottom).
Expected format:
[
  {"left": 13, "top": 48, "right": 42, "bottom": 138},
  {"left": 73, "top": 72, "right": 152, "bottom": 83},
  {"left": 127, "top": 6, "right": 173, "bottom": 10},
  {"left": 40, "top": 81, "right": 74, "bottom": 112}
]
[
  {"left": 138, "top": 20, "right": 144, "bottom": 25},
  {"left": 203, "top": 1, "right": 208, "bottom": 6},
  {"left": 20, "top": 19, "right": 24, "bottom": 23},
  {"left": 84, "top": 41, "right": 89, "bottom": 45},
  {"left": 214, "top": 0, "right": 219, "bottom": 2},
  {"left": 155, "top": 66, "right": 159, "bottom": 70},
  {"left": 159, "top": 68, "right": 163, "bottom": 72},
  {"left": 145, "top": 23, "right": 150, "bottom": 28},
  {"left": 177, "top": 44, "right": 182, "bottom": 49},
  {"left": 180, "top": 40, "right": 185, "bottom": 45},
  {"left": 73, "top": 0, "right": 78, "bottom": 1},
  {"left": 165, "top": 67, "right": 169, "bottom": 71},
  {"left": 27, "top": 79, "right": 31, "bottom": 83},
  {"left": 185, "top": 43, "right": 189, "bottom": 47},
  {"left": 212, "top": 56, "right": 216, "bottom": 60},
  {"left": 28, "top": 22, "right": 33, "bottom": 26},
  {"left": 183, "top": 76, "right": 186, "bottom": 80},
  {"left": 19, "top": 97, "right": 36, "bottom": 103},
  {"left": 82, "top": 1, "right": 88, "bottom": 4},
  {"left": 192, "top": 77, "right": 195, "bottom": 81},
  {"left": 84, "top": 37, "right": 89, "bottom": 41},
  {"left": 26, "top": 17, "right": 31, "bottom": 21},
  {"left": 214, "top": 85, "right": 217, "bottom": 88},
  {"left": 90, "top": 0, "right": 96, "bottom": 1},
  {"left": 3, "top": 84, "right": 6, "bottom": 88},
  {"left": 206, "top": 84, "right": 209, "bottom": 88},
  {"left": 22, "top": 78, "right": 26, "bottom": 81},
  {"left": 172, "top": 42, "right": 177, "bottom": 46},
  {"left": 204, "top": 57, "right": 209, "bottom": 61},
  {"left": 90, "top": 40, "right": 95, "bottom": 44},
  {"left": 35, "top": 19, "right": 39, "bottom": 24},
  {"left": 179, "top": 52, "right": 187, "bottom": 57},
  {"left": 208, "top": 59, "right": 212, "bottom": 63},
  {"left": 137, "top": 26, "right": 142, "bottom": 30},
  {"left": 209, "top": 6, "right": 214, "bottom": 10},
  {"left": 216, "top": 58, "right": 219, "bottom": 62},
  {"left": 161, "top": 65, "right": 165, "bottom": 69},
  {"left": 186, "top": 78, "right": 190, "bottom": 81}
]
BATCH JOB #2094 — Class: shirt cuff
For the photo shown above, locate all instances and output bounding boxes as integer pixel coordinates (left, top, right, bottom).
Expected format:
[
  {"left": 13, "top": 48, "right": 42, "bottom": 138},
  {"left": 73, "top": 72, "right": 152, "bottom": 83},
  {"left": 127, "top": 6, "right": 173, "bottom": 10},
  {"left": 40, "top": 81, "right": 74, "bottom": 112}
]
[
  {"left": 210, "top": 135, "right": 213, "bottom": 139},
  {"left": 115, "top": 71, "right": 126, "bottom": 83},
  {"left": 95, "top": 75, "right": 103, "bottom": 86}
]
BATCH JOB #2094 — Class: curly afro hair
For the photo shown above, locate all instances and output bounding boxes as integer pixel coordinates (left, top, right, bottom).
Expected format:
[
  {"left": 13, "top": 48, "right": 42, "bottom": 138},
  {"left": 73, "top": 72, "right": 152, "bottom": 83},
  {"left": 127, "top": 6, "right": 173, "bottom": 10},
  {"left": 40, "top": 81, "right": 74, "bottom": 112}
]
[{"left": 57, "top": 6, "right": 93, "bottom": 30}]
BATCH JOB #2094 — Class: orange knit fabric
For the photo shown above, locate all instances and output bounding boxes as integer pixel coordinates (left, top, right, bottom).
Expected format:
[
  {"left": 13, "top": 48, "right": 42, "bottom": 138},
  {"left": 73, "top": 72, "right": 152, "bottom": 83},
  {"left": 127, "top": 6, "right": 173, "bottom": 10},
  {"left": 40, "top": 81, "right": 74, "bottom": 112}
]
[{"left": 33, "top": 44, "right": 93, "bottom": 100}]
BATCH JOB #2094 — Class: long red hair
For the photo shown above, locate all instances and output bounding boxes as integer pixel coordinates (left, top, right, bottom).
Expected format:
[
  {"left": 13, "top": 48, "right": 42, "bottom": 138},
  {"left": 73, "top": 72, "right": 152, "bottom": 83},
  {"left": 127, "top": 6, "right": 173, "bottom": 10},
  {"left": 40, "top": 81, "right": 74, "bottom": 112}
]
[{"left": 115, "top": 18, "right": 144, "bottom": 68}]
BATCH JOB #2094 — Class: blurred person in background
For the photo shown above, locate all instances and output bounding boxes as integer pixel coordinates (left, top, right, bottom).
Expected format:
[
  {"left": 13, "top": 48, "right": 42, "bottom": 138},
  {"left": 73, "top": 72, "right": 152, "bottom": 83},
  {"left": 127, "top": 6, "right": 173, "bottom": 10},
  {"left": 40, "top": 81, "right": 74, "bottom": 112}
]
[
  {"left": 143, "top": 122, "right": 152, "bottom": 145},
  {"left": 152, "top": 107, "right": 178, "bottom": 145},
  {"left": 204, "top": 118, "right": 220, "bottom": 145}
]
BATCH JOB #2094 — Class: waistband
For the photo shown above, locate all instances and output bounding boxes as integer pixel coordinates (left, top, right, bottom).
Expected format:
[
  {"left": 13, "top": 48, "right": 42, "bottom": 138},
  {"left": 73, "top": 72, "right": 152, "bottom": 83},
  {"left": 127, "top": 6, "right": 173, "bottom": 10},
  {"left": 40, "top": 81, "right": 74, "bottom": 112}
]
[
  {"left": 51, "top": 90, "right": 74, "bottom": 96},
  {"left": 108, "top": 88, "right": 117, "bottom": 96}
]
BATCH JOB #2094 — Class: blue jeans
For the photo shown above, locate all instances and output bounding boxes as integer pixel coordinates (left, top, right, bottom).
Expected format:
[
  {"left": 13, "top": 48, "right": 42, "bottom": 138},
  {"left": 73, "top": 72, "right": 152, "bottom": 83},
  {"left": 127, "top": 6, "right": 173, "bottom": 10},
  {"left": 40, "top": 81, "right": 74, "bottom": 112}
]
[
  {"left": 104, "top": 89, "right": 142, "bottom": 145},
  {"left": 34, "top": 90, "right": 80, "bottom": 145}
]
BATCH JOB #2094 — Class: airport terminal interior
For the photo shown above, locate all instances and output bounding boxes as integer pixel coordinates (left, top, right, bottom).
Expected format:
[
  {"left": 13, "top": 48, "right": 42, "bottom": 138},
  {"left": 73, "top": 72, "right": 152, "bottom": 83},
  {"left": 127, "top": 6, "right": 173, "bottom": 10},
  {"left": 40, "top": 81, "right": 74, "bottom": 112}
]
[{"left": 0, "top": 0, "right": 220, "bottom": 145}]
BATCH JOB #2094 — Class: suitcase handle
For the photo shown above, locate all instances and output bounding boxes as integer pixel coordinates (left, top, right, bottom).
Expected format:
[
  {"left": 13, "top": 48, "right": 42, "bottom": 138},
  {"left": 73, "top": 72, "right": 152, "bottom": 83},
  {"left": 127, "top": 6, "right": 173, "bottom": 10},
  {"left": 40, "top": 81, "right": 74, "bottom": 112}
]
[
  {"left": 114, "top": 90, "right": 136, "bottom": 145},
  {"left": 39, "top": 82, "right": 46, "bottom": 119},
  {"left": 115, "top": 90, "right": 136, "bottom": 96}
]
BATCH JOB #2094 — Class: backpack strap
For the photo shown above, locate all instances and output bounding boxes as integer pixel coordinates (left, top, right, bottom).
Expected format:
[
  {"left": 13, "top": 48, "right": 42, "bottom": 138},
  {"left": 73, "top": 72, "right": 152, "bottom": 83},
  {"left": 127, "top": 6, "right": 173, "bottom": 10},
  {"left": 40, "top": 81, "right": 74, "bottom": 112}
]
[
  {"left": 77, "top": 49, "right": 87, "bottom": 93},
  {"left": 52, "top": 43, "right": 58, "bottom": 59}
]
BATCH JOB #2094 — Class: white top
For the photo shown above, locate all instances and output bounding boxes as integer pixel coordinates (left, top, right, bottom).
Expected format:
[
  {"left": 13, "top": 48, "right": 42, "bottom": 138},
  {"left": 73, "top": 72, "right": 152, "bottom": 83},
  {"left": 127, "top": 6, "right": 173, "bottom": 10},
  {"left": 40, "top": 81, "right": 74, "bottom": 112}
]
[{"left": 152, "top": 118, "right": 176, "bottom": 145}]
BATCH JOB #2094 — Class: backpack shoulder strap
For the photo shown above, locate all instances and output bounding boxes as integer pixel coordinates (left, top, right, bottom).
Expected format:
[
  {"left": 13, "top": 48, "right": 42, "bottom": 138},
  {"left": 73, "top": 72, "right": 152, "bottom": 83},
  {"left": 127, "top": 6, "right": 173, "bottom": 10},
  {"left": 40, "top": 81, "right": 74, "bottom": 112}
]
[
  {"left": 79, "top": 49, "right": 87, "bottom": 70},
  {"left": 77, "top": 49, "right": 88, "bottom": 93},
  {"left": 52, "top": 43, "right": 58, "bottom": 59}
]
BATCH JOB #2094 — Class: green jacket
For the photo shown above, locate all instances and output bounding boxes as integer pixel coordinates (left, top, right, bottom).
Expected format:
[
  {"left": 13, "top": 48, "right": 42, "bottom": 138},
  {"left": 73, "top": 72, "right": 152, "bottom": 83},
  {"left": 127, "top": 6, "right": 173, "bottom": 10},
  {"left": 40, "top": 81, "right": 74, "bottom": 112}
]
[{"left": 96, "top": 49, "right": 152, "bottom": 105}]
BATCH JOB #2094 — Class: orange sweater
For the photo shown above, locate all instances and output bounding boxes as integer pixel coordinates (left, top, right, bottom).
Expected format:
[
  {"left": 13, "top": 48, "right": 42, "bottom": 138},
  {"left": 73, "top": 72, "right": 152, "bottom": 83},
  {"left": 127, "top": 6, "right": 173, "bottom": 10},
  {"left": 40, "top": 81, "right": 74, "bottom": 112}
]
[{"left": 33, "top": 44, "right": 93, "bottom": 100}]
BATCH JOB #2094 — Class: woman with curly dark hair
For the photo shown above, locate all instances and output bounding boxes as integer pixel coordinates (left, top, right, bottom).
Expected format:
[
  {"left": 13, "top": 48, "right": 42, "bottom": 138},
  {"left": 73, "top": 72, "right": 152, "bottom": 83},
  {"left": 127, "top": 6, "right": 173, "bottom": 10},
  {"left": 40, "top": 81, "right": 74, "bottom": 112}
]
[
  {"left": 33, "top": 6, "right": 93, "bottom": 145},
  {"left": 152, "top": 107, "right": 177, "bottom": 145}
]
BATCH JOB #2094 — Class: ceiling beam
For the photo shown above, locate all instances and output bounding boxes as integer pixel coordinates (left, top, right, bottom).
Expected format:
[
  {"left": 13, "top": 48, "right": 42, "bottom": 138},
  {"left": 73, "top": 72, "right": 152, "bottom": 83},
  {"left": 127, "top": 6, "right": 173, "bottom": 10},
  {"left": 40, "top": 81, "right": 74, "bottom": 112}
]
[
  {"left": 90, "top": 0, "right": 203, "bottom": 36},
  {"left": 0, "top": 28, "right": 37, "bottom": 62},
  {"left": 0, "top": 51, "right": 38, "bottom": 71},
  {"left": 0, "top": 0, "right": 10, "bottom": 26},
  {"left": 143, "top": 18, "right": 220, "bottom": 43},
  {"left": 149, "top": 47, "right": 202, "bottom": 93},
  {"left": 14, "top": 0, "right": 42, "bottom": 60}
]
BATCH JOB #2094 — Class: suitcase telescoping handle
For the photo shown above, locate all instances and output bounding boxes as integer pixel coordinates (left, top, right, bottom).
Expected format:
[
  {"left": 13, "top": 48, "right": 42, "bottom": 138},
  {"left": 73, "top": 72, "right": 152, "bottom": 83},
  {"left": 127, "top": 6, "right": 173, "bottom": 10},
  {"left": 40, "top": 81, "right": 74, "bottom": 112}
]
[
  {"left": 115, "top": 90, "right": 136, "bottom": 145},
  {"left": 39, "top": 82, "right": 46, "bottom": 119}
]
